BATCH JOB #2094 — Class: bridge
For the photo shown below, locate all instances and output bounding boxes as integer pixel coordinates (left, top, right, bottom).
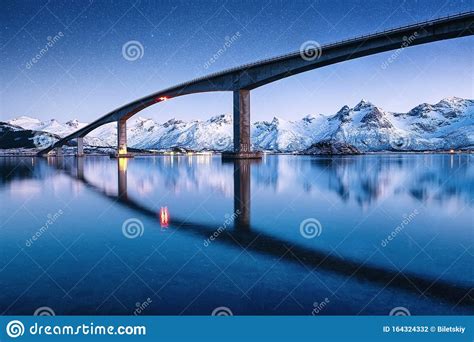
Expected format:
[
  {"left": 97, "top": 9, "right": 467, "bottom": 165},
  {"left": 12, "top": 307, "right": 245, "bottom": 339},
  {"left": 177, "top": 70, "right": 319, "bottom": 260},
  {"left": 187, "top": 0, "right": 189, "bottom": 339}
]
[{"left": 38, "top": 12, "right": 474, "bottom": 158}]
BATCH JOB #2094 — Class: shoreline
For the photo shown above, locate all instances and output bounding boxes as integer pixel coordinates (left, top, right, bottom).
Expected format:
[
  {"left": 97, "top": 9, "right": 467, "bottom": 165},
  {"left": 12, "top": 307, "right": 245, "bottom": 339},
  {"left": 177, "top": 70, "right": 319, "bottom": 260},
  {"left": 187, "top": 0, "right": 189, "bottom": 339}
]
[{"left": 0, "top": 150, "right": 472, "bottom": 157}]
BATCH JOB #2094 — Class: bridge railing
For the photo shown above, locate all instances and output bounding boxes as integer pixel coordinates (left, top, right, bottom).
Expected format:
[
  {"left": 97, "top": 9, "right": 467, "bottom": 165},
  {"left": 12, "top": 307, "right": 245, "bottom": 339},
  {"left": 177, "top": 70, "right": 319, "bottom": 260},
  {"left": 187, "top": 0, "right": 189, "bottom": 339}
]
[{"left": 163, "top": 11, "right": 473, "bottom": 92}]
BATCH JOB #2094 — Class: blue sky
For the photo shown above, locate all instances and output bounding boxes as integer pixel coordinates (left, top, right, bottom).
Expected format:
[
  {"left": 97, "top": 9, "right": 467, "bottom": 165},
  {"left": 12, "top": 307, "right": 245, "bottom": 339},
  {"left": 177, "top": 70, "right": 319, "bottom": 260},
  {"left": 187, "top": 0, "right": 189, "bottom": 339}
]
[{"left": 1, "top": 0, "right": 473, "bottom": 123}]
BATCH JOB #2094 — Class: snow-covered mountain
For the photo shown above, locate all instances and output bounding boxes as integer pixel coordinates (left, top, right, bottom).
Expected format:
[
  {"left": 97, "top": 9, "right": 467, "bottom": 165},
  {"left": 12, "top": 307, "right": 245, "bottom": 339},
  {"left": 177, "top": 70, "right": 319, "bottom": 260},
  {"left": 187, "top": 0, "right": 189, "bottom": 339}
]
[{"left": 4, "top": 97, "right": 473, "bottom": 152}]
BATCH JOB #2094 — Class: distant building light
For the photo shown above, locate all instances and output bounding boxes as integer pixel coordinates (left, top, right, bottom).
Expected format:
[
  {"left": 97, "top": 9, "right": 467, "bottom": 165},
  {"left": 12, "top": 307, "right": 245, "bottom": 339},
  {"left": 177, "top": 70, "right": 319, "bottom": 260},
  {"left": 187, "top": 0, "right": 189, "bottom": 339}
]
[{"left": 160, "top": 207, "right": 169, "bottom": 228}]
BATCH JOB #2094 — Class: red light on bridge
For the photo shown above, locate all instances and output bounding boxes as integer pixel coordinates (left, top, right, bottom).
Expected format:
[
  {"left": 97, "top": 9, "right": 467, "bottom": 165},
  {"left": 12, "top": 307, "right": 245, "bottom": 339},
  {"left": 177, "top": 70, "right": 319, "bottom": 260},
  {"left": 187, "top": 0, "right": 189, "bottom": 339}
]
[
  {"left": 159, "top": 96, "right": 168, "bottom": 101},
  {"left": 159, "top": 207, "right": 169, "bottom": 228}
]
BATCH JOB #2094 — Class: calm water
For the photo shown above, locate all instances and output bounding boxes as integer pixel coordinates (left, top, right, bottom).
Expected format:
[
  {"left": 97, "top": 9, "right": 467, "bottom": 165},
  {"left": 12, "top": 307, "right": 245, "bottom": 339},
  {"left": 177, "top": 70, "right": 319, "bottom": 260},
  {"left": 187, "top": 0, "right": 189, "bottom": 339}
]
[{"left": 0, "top": 154, "right": 472, "bottom": 315}]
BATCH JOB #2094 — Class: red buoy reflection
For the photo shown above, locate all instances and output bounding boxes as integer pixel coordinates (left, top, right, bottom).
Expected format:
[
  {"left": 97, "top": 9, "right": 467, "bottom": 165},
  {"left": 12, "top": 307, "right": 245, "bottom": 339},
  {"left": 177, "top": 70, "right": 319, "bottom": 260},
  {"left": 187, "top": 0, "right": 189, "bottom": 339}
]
[{"left": 159, "top": 207, "right": 169, "bottom": 228}]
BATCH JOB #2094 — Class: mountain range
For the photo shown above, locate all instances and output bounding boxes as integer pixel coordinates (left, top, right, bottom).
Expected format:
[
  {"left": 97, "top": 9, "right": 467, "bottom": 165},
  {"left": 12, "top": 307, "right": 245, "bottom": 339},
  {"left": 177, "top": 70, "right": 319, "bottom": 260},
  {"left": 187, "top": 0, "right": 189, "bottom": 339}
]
[{"left": 1, "top": 97, "right": 473, "bottom": 153}]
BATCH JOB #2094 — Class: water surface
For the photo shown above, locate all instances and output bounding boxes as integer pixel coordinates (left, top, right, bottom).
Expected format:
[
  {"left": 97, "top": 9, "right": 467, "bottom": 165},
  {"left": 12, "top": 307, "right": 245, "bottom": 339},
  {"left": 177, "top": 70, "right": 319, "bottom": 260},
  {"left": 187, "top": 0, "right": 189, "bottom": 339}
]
[{"left": 0, "top": 154, "right": 472, "bottom": 315}]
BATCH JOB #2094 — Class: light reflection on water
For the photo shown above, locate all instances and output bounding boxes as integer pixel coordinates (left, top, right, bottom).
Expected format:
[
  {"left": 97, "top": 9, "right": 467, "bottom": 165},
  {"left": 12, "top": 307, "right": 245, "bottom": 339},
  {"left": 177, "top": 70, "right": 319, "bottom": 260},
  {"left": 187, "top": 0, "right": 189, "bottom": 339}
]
[{"left": 0, "top": 154, "right": 472, "bottom": 315}]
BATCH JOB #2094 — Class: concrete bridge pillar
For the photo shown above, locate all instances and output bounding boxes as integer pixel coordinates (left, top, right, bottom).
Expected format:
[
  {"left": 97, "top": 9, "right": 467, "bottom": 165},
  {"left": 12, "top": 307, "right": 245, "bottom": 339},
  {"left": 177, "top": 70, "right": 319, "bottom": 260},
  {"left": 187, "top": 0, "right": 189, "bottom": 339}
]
[
  {"left": 118, "top": 118, "right": 127, "bottom": 155},
  {"left": 114, "top": 118, "right": 133, "bottom": 158},
  {"left": 234, "top": 89, "right": 251, "bottom": 153},
  {"left": 77, "top": 137, "right": 84, "bottom": 157},
  {"left": 222, "top": 90, "right": 262, "bottom": 159},
  {"left": 55, "top": 146, "right": 63, "bottom": 157}
]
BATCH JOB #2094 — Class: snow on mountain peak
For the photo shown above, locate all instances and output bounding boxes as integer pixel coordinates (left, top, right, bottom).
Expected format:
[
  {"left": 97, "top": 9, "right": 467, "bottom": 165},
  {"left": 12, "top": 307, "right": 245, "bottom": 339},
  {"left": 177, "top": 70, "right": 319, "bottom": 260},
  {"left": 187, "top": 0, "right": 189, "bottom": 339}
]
[
  {"left": 439, "top": 96, "right": 465, "bottom": 104},
  {"left": 5, "top": 97, "right": 472, "bottom": 153},
  {"left": 208, "top": 114, "right": 232, "bottom": 124},
  {"left": 353, "top": 99, "right": 374, "bottom": 110},
  {"left": 7, "top": 116, "right": 42, "bottom": 129},
  {"left": 65, "top": 119, "right": 82, "bottom": 128}
]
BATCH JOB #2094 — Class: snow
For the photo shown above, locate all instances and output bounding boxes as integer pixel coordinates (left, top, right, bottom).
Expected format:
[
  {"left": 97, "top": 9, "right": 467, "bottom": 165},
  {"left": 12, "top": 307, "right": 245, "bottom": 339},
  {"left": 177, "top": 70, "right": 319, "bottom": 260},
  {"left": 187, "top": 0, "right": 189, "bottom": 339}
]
[{"left": 5, "top": 97, "right": 473, "bottom": 152}]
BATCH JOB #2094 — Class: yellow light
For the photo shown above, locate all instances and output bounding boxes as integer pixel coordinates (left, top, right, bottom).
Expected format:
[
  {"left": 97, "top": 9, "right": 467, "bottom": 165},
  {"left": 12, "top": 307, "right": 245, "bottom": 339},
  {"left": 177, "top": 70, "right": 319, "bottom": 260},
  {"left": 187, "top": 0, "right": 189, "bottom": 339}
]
[{"left": 118, "top": 158, "right": 128, "bottom": 171}]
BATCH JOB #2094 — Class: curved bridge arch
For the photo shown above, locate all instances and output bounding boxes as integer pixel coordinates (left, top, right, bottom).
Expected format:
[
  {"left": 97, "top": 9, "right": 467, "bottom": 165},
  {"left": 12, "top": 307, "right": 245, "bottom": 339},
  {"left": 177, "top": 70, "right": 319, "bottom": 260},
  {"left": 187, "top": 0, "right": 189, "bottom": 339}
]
[{"left": 39, "top": 12, "right": 474, "bottom": 156}]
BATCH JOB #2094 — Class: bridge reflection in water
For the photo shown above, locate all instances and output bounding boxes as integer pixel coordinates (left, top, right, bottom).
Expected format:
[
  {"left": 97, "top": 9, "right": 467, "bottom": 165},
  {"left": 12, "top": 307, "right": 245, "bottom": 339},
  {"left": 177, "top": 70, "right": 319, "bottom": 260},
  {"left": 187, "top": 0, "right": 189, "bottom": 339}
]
[
  {"left": 63, "top": 156, "right": 473, "bottom": 309},
  {"left": 231, "top": 159, "right": 257, "bottom": 230},
  {"left": 118, "top": 158, "right": 128, "bottom": 200},
  {"left": 114, "top": 156, "right": 256, "bottom": 230}
]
